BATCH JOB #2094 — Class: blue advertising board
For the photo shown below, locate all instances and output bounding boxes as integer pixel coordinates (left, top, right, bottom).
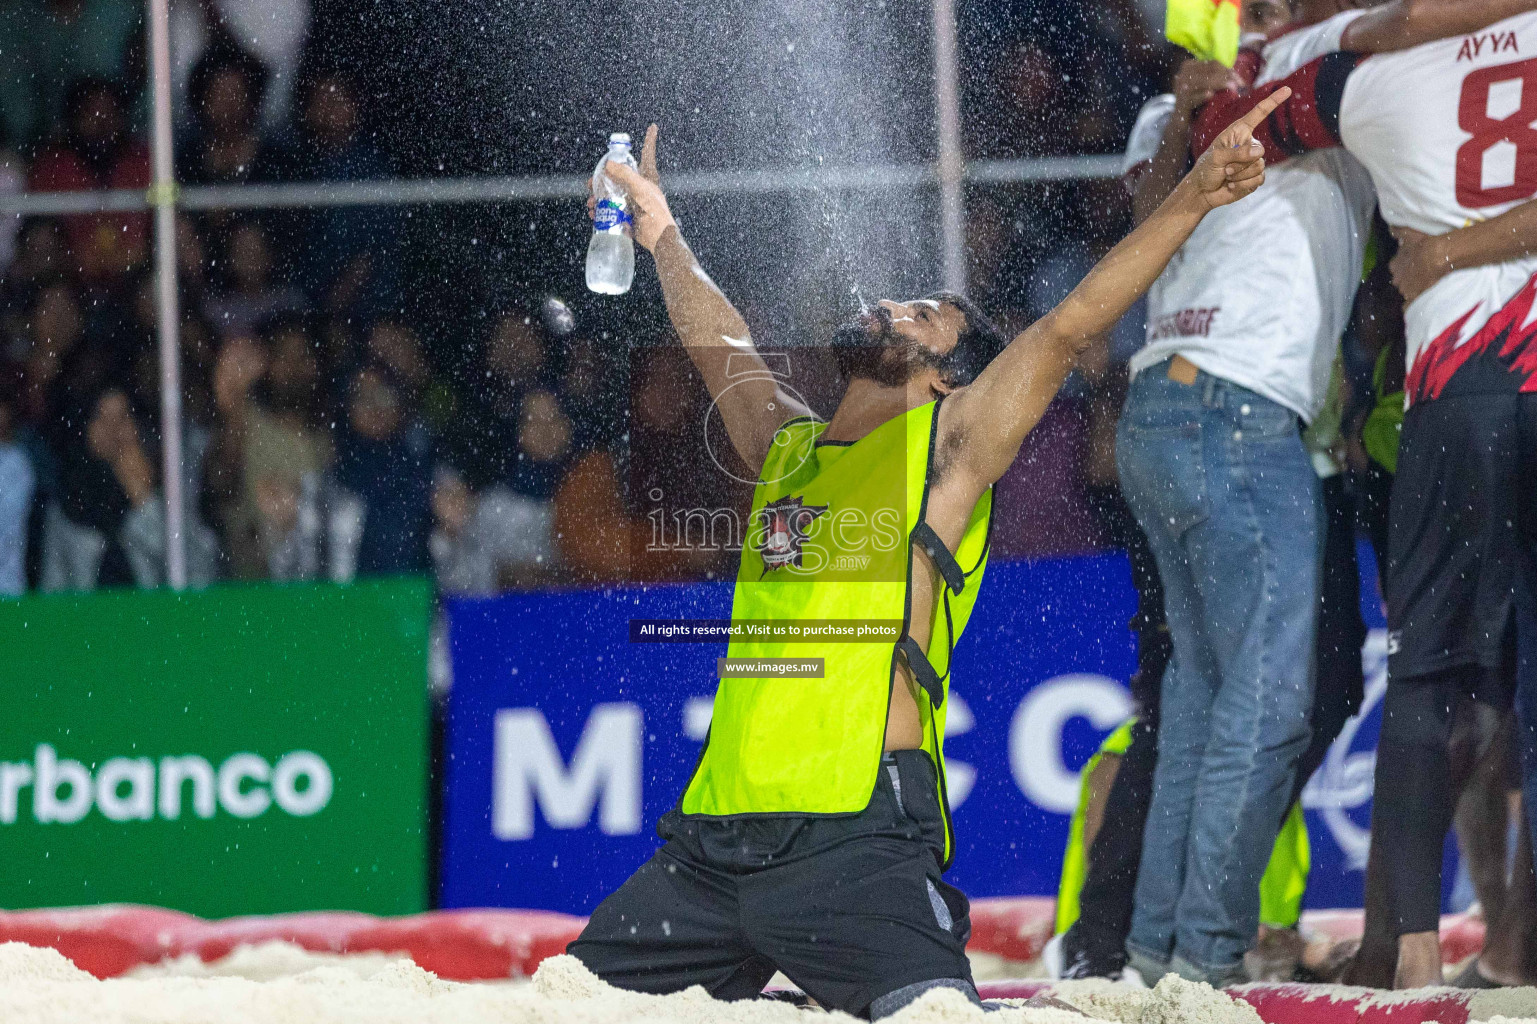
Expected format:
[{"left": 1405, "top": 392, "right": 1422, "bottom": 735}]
[{"left": 442, "top": 550, "right": 1407, "bottom": 915}]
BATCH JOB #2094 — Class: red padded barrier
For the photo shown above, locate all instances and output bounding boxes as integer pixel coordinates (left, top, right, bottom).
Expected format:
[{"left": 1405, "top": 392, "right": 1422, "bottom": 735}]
[
  {"left": 966, "top": 896, "right": 1056, "bottom": 964},
  {"left": 975, "top": 983, "right": 1502, "bottom": 1024},
  {"left": 346, "top": 910, "right": 587, "bottom": 980},
  {"left": 0, "top": 900, "right": 1506, "bottom": 998},
  {"left": 966, "top": 906, "right": 1513, "bottom": 1024},
  {"left": 0, "top": 905, "right": 207, "bottom": 979},
  {"left": 0, "top": 905, "right": 585, "bottom": 980},
  {"left": 188, "top": 911, "right": 379, "bottom": 961},
  {"left": 1230, "top": 984, "right": 1473, "bottom": 1024},
  {"left": 1295, "top": 911, "right": 1484, "bottom": 968},
  {"left": 1437, "top": 915, "right": 1486, "bottom": 968}
]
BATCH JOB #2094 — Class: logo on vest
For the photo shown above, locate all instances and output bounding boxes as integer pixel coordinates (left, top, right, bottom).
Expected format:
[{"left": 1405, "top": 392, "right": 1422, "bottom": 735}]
[{"left": 757, "top": 495, "right": 828, "bottom": 575}]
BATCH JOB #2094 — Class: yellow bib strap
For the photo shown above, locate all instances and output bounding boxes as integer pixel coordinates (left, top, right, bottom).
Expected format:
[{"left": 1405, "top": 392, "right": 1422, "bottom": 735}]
[{"left": 913, "top": 521, "right": 966, "bottom": 594}]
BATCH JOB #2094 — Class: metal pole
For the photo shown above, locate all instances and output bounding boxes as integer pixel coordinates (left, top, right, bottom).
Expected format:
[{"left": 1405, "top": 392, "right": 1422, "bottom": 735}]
[
  {"left": 147, "top": 0, "right": 186, "bottom": 589},
  {"left": 0, "top": 155, "right": 1127, "bottom": 215},
  {"left": 932, "top": 0, "right": 966, "bottom": 294}
]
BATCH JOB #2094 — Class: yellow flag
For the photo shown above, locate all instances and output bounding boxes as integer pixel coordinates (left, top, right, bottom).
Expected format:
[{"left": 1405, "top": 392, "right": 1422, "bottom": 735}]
[{"left": 1166, "top": 0, "right": 1241, "bottom": 66}]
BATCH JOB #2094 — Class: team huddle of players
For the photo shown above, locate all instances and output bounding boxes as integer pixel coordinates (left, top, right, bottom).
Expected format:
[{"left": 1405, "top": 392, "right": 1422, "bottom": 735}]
[{"left": 1054, "top": 0, "right": 1537, "bottom": 992}]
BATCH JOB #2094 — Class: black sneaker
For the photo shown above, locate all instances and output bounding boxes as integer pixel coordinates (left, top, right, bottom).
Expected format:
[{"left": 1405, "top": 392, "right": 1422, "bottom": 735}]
[{"left": 1049, "top": 932, "right": 1128, "bottom": 980}]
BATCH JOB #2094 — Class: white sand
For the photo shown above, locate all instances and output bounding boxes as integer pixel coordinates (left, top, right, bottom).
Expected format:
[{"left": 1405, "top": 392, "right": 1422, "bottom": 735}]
[
  {"left": 0, "top": 941, "right": 1281, "bottom": 1024},
  {"left": 1048, "top": 978, "right": 1155, "bottom": 1021},
  {"left": 897, "top": 988, "right": 1087, "bottom": 1024},
  {"left": 1472, "top": 990, "right": 1537, "bottom": 1023},
  {"left": 1133, "top": 977, "right": 1262, "bottom": 1024}
]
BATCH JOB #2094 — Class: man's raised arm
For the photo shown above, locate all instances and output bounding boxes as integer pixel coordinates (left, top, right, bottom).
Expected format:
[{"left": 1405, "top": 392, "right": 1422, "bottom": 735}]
[
  {"left": 1191, "top": 0, "right": 1537, "bottom": 161},
  {"left": 601, "top": 126, "right": 811, "bottom": 476},
  {"left": 1341, "top": 0, "right": 1537, "bottom": 54},
  {"left": 943, "top": 90, "right": 1292, "bottom": 492}
]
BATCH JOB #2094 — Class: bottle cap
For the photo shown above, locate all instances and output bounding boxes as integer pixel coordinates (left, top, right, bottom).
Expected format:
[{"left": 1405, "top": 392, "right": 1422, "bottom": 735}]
[{"left": 609, "top": 132, "right": 632, "bottom": 146}]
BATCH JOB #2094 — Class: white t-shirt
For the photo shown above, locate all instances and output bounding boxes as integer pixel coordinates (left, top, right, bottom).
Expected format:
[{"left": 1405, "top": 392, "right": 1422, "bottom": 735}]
[
  {"left": 1125, "top": 12, "right": 1376, "bottom": 423},
  {"left": 1336, "top": 12, "right": 1537, "bottom": 403},
  {"left": 1122, "top": 93, "right": 1175, "bottom": 177}
]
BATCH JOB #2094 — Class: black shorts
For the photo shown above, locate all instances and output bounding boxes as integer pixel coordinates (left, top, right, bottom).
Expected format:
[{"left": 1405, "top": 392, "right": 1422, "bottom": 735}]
[
  {"left": 1386, "top": 392, "right": 1537, "bottom": 682},
  {"left": 567, "top": 749, "right": 973, "bottom": 1018}
]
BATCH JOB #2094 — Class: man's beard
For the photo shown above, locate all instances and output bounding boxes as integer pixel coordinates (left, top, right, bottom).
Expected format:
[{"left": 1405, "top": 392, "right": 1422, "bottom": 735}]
[{"left": 832, "top": 308, "right": 943, "bottom": 388}]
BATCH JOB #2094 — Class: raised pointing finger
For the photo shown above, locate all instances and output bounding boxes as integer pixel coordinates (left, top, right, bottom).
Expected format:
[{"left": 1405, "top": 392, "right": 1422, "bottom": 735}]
[{"left": 1238, "top": 85, "right": 1293, "bottom": 133}]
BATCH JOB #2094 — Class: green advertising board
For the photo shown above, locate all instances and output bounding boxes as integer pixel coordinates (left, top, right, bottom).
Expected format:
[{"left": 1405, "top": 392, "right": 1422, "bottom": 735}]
[{"left": 0, "top": 577, "right": 432, "bottom": 917}]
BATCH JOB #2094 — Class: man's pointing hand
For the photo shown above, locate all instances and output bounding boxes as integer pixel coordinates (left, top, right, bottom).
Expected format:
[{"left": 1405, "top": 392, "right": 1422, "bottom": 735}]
[{"left": 1189, "top": 86, "right": 1292, "bottom": 209}]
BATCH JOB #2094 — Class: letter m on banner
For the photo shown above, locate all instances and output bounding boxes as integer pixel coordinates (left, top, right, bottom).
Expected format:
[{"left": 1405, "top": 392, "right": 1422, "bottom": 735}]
[{"left": 492, "top": 704, "right": 643, "bottom": 840}]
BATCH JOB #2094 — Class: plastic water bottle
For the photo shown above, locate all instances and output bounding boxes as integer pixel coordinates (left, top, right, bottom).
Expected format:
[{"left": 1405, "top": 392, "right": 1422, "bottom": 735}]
[{"left": 586, "top": 133, "right": 637, "bottom": 295}]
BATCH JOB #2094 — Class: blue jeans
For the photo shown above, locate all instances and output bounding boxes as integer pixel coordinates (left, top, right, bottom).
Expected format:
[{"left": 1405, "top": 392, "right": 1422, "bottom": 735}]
[{"left": 1116, "top": 363, "right": 1321, "bottom": 980}]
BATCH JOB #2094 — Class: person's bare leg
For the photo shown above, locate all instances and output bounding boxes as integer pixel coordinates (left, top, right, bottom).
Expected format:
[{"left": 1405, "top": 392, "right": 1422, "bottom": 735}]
[
  {"left": 1393, "top": 699, "right": 1503, "bottom": 988},
  {"left": 1454, "top": 716, "right": 1516, "bottom": 926},
  {"left": 1249, "top": 924, "right": 1305, "bottom": 982},
  {"left": 1343, "top": 833, "right": 1399, "bottom": 988},
  {"left": 1396, "top": 932, "right": 1445, "bottom": 988},
  {"left": 1511, "top": 805, "right": 1537, "bottom": 981},
  {"left": 1477, "top": 801, "right": 1537, "bottom": 986},
  {"left": 1301, "top": 929, "right": 1360, "bottom": 982},
  {"left": 1081, "top": 752, "right": 1123, "bottom": 854}
]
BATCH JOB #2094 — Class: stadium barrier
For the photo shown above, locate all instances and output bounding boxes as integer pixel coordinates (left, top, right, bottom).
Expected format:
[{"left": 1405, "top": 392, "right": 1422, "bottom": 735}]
[
  {"left": 967, "top": 896, "right": 1057, "bottom": 963},
  {"left": 969, "top": 980, "right": 1512, "bottom": 1024},
  {"left": 1222, "top": 984, "right": 1490, "bottom": 1024},
  {"left": 0, "top": 899, "right": 1488, "bottom": 982},
  {"left": 960, "top": 899, "right": 1488, "bottom": 978},
  {"left": 0, "top": 905, "right": 587, "bottom": 981},
  {"left": 0, "top": 905, "right": 196, "bottom": 979},
  {"left": 2, "top": 900, "right": 1524, "bottom": 1023}
]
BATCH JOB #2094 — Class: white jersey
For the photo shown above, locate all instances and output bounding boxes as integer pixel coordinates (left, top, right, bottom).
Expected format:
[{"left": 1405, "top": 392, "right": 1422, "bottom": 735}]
[
  {"left": 1127, "top": 11, "right": 1376, "bottom": 423},
  {"left": 1122, "top": 93, "right": 1176, "bottom": 177},
  {"left": 1338, "top": 12, "right": 1537, "bottom": 401}
]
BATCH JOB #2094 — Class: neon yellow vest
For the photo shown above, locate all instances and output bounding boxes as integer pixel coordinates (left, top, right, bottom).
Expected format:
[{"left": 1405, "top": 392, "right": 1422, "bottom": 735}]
[
  {"left": 1054, "top": 719, "right": 1137, "bottom": 934},
  {"left": 1258, "top": 802, "right": 1311, "bottom": 929},
  {"left": 1363, "top": 347, "right": 1404, "bottom": 474},
  {"left": 679, "top": 399, "right": 992, "bottom": 864}
]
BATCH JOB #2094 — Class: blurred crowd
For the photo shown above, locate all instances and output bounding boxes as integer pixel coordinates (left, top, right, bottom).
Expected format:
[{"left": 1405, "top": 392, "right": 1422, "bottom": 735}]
[{"left": 0, "top": 0, "right": 1180, "bottom": 599}]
